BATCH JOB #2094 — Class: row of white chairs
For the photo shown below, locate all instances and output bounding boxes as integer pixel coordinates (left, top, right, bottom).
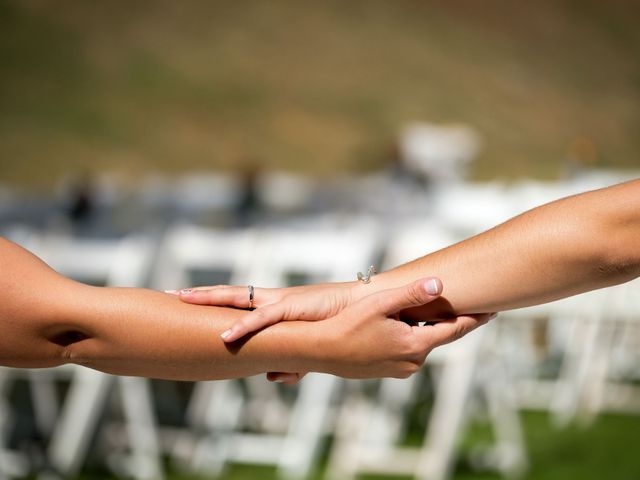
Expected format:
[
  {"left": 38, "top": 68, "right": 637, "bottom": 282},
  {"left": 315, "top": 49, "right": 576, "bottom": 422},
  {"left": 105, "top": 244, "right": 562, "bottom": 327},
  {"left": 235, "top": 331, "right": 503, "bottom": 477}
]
[
  {"left": 1, "top": 205, "right": 638, "bottom": 480},
  {"left": 7, "top": 171, "right": 639, "bottom": 229},
  {"left": 0, "top": 223, "right": 515, "bottom": 480}
]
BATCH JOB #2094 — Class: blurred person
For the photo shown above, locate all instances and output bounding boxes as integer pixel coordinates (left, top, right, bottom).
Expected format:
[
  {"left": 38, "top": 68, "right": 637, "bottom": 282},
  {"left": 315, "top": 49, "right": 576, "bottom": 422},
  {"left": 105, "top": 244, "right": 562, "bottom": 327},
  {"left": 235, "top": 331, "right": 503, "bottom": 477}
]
[
  {"left": 176, "top": 179, "right": 640, "bottom": 382},
  {"left": 0, "top": 235, "right": 489, "bottom": 379},
  {"left": 62, "top": 173, "right": 96, "bottom": 232},
  {"left": 234, "top": 159, "right": 263, "bottom": 227}
]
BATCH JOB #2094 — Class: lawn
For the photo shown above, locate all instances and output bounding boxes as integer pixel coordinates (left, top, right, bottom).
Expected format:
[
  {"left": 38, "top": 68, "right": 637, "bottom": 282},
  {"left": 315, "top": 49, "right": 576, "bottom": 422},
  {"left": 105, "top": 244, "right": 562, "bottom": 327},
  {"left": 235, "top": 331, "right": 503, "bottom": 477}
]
[{"left": 66, "top": 411, "right": 640, "bottom": 480}]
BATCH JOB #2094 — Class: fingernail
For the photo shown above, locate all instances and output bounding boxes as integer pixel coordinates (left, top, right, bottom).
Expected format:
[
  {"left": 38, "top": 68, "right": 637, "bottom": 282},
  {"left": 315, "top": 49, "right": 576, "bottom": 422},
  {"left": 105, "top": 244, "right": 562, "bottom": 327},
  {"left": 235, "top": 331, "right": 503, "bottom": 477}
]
[
  {"left": 220, "top": 329, "right": 233, "bottom": 339},
  {"left": 164, "top": 289, "right": 179, "bottom": 295},
  {"left": 272, "top": 378, "right": 284, "bottom": 383},
  {"left": 426, "top": 278, "right": 441, "bottom": 295},
  {"left": 179, "top": 289, "right": 193, "bottom": 295},
  {"left": 489, "top": 313, "right": 498, "bottom": 320}
]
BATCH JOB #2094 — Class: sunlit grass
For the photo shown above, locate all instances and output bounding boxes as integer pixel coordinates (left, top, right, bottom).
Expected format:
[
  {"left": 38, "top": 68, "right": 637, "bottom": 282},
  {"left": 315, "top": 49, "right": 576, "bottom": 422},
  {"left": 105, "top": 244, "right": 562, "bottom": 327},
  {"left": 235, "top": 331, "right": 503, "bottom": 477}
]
[
  {"left": 1, "top": 0, "right": 639, "bottom": 187},
  {"left": 62, "top": 411, "right": 640, "bottom": 480}
]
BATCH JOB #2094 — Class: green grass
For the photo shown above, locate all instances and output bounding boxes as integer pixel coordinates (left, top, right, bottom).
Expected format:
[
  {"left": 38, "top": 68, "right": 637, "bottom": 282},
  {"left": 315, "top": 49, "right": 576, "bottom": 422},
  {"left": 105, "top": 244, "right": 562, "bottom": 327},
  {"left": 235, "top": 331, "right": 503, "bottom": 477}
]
[
  {"left": 61, "top": 411, "right": 640, "bottom": 480},
  {"left": 1, "top": 0, "right": 639, "bottom": 188}
]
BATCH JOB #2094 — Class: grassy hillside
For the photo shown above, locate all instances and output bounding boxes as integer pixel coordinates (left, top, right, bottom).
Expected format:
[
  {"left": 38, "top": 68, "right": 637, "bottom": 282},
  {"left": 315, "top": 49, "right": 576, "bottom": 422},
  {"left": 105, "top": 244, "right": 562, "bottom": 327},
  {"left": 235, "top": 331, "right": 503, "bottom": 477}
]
[{"left": 1, "top": 0, "right": 639, "bottom": 187}]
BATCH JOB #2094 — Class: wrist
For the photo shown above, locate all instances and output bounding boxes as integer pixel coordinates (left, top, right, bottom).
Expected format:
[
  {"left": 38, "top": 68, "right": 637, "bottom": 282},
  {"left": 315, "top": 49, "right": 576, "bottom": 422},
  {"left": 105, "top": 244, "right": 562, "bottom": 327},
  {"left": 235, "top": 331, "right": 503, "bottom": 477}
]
[
  {"left": 265, "top": 320, "right": 333, "bottom": 374},
  {"left": 299, "top": 319, "right": 340, "bottom": 375},
  {"left": 351, "top": 269, "right": 394, "bottom": 300}
]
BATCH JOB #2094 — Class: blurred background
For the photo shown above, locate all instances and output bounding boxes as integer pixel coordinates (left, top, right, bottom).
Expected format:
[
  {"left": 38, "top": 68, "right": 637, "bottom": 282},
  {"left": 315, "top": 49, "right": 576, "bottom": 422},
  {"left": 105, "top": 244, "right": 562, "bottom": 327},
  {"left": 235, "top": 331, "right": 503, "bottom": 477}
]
[{"left": 1, "top": 1, "right": 639, "bottom": 479}]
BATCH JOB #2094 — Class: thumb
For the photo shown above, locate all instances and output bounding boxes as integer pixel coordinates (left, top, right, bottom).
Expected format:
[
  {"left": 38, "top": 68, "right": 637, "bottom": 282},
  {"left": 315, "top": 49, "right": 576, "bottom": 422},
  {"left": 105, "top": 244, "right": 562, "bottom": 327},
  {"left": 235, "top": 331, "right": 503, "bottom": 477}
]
[{"left": 373, "top": 278, "right": 442, "bottom": 316}]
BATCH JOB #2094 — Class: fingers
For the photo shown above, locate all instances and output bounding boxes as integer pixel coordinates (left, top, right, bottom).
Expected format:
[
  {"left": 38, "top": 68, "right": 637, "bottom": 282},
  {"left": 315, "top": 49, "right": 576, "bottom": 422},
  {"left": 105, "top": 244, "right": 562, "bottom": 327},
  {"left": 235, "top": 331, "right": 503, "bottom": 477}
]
[
  {"left": 373, "top": 278, "right": 442, "bottom": 316},
  {"left": 266, "top": 372, "right": 306, "bottom": 384},
  {"left": 174, "top": 286, "right": 261, "bottom": 308},
  {"left": 413, "top": 312, "right": 496, "bottom": 349},
  {"left": 164, "top": 285, "right": 225, "bottom": 295},
  {"left": 221, "top": 303, "right": 289, "bottom": 342}
]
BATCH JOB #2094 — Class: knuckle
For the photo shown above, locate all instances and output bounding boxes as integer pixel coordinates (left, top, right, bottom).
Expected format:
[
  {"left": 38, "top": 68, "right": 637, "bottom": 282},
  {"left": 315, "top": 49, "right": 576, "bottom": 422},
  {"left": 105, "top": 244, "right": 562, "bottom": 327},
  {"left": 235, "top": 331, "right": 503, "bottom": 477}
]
[
  {"left": 246, "top": 311, "right": 266, "bottom": 325},
  {"left": 282, "top": 303, "right": 297, "bottom": 320},
  {"left": 403, "top": 338, "right": 420, "bottom": 357},
  {"left": 253, "top": 308, "right": 267, "bottom": 320},
  {"left": 453, "top": 322, "right": 469, "bottom": 340},
  {"left": 401, "top": 332, "right": 425, "bottom": 358},
  {"left": 406, "top": 284, "right": 424, "bottom": 306},
  {"left": 411, "top": 334, "right": 427, "bottom": 355},
  {"left": 234, "top": 318, "right": 250, "bottom": 331},
  {"left": 253, "top": 307, "right": 280, "bottom": 326}
]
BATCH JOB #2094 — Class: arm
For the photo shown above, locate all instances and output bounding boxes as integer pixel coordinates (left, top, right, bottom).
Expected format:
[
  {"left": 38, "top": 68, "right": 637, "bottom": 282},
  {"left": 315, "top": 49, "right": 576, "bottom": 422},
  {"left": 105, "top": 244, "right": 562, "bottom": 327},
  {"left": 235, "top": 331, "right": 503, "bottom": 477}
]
[
  {"left": 373, "top": 178, "right": 640, "bottom": 318},
  {"left": 180, "top": 179, "right": 640, "bottom": 340},
  {"left": 1, "top": 237, "right": 480, "bottom": 380},
  {"left": 0, "top": 237, "right": 318, "bottom": 379}
]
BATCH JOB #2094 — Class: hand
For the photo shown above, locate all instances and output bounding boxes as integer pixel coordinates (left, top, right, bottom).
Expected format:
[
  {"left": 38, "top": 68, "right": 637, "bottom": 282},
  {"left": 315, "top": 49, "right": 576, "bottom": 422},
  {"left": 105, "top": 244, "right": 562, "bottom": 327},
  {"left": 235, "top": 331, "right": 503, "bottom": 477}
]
[
  {"left": 174, "top": 281, "right": 361, "bottom": 342},
  {"left": 173, "top": 277, "right": 443, "bottom": 343},
  {"left": 276, "top": 278, "right": 493, "bottom": 381},
  {"left": 170, "top": 279, "right": 491, "bottom": 384}
]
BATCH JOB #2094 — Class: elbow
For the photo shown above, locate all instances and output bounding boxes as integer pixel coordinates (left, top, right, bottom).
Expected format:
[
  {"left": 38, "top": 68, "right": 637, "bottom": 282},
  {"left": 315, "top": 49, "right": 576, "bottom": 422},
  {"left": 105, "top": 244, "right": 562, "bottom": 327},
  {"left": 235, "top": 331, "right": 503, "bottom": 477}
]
[
  {"left": 50, "top": 330, "right": 92, "bottom": 367},
  {"left": 58, "top": 342, "right": 93, "bottom": 368},
  {"left": 596, "top": 255, "right": 640, "bottom": 284},
  {"left": 592, "top": 220, "right": 640, "bottom": 285},
  {"left": 59, "top": 345, "right": 75, "bottom": 365},
  {"left": 0, "top": 342, "right": 77, "bottom": 370}
]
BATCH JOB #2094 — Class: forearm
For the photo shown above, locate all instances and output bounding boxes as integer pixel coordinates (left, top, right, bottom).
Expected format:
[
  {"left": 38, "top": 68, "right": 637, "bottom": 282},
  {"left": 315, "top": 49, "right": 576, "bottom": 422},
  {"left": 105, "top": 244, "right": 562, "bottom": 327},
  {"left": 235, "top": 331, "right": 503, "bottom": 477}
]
[
  {"left": 364, "top": 180, "right": 640, "bottom": 316},
  {"left": 0, "top": 238, "right": 321, "bottom": 379},
  {"left": 63, "top": 286, "right": 321, "bottom": 380}
]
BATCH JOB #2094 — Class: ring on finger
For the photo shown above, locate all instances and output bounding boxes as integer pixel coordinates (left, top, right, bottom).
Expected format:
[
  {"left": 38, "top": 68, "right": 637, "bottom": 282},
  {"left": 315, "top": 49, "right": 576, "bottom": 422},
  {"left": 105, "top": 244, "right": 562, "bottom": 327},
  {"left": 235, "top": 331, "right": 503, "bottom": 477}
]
[{"left": 248, "top": 285, "right": 255, "bottom": 309}]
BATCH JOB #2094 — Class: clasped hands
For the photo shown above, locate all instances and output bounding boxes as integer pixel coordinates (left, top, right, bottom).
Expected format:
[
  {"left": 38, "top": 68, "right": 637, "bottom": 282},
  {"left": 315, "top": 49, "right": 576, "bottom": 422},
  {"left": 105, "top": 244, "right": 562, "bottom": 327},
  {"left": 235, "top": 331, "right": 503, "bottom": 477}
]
[{"left": 168, "top": 278, "right": 494, "bottom": 383}]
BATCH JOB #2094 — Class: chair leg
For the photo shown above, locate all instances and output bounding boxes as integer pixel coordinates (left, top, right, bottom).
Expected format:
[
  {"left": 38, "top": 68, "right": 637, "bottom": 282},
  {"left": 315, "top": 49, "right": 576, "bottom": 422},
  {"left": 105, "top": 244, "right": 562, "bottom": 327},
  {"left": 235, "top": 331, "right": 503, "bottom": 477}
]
[
  {"left": 0, "top": 370, "right": 29, "bottom": 480},
  {"left": 117, "top": 376, "right": 165, "bottom": 480},
  {"left": 28, "top": 369, "right": 60, "bottom": 438},
  {"left": 483, "top": 359, "right": 528, "bottom": 477},
  {"left": 416, "top": 354, "right": 476, "bottom": 480},
  {"left": 579, "top": 322, "right": 616, "bottom": 426},
  {"left": 324, "top": 391, "right": 370, "bottom": 480},
  {"left": 278, "top": 374, "right": 341, "bottom": 480},
  {"left": 46, "top": 368, "right": 113, "bottom": 477},
  {"left": 187, "top": 380, "right": 244, "bottom": 475},
  {"left": 551, "top": 315, "right": 601, "bottom": 427}
]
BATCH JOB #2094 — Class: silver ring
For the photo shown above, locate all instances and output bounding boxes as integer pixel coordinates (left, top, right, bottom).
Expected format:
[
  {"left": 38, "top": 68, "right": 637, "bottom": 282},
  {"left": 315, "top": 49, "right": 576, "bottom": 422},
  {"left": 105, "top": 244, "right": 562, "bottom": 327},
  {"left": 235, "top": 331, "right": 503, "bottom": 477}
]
[{"left": 248, "top": 285, "right": 255, "bottom": 309}]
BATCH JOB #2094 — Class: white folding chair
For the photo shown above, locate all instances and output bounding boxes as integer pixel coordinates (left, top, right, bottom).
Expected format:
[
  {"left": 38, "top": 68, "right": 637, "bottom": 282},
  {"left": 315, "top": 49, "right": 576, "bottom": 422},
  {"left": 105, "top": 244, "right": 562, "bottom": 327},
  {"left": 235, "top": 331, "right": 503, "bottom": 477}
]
[
  {"left": 249, "top": 224, "right": 382, "bottom": 480},
  {"left": 399, "top": 122, "right": 481, "bottom": 183},
  {"left": 550, "top": 279, "right": 640, "bottom": 425},
  {"left": 157, "top": 222, "right": 382, "bottom": 479},
  {"left": 152, "top": 223, "right": 257, "bottom": 292},
  {"left": 255, "top": 171, "right": 317, "bottom": 214},
  {"left": 431, "top": 182, "right": 515, "bottom": 236},
  {"left": 0, "top": 368, "right": 30, "bottom": 480},
  {"left": 601, "top": 278, "right": 640, "bottom": 414},
  {"left": 326, "top": 221, "right": 527, "bottom": 480},
  {"left": 151, "top": 224, "right": 260, "bottom": 474}
]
